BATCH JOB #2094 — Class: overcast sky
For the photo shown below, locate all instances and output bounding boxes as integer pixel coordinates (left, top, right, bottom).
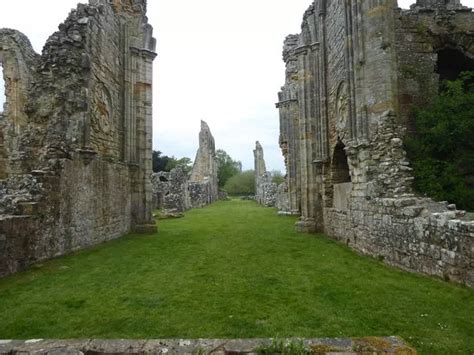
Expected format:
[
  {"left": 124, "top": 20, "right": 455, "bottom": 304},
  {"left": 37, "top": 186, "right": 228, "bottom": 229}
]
[{"left": 1, "top": 0, "right": 473, "bottom": 171}]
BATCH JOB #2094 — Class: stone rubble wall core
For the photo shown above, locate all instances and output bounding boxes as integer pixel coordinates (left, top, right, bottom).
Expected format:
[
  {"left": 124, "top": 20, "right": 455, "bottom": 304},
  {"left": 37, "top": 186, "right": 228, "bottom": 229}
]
[
  {"left": 276, "top": 0, "right": 474, "bottom": 286},
  {"left": 0, "top": 0, "right": 157, "bottom": 278}
]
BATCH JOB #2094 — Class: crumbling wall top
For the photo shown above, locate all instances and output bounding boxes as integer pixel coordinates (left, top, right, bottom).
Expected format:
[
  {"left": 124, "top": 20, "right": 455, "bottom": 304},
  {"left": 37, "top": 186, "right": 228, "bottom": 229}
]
[{"left": 410, "top": 0, "right": 470, "bottom": 10}]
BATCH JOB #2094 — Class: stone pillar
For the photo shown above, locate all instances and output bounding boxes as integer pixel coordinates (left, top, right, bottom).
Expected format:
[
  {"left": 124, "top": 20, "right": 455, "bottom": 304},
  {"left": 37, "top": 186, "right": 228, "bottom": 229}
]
[
  {"left": 129, "top": 47, "right": 157, "bottom": 233},
  {"left": 295, "top": 45, "right": 317, "bottom": 233},
  {"left": 254, "top": 141, "right": 266, "bottom": 205},
  {"left": 277, "top": 34, "right": 301, "bottom": 216}
]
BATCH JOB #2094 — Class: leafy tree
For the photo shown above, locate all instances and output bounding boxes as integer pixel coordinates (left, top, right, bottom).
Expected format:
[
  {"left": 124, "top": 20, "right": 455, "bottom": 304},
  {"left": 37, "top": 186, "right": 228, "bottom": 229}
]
[
  {"left": 223, "top": 170, "right": 255, "bottom": 196},
  {"left": 152, "top": 151, "right": 170, "bottom": 173},
  {"left": 166, "top": 157, "right": 193, "bottom": 174},
  {"left": 271, "top": 170, "right": 285, "bottom": 185},
  {"left": 405, "top": 71, "right": 474, "bottom": 210},
  {"left": 216, "top": 149, "right": 241, "bottom": 188},
  {"left": 152, "top": 150, "right": 192, "bottom": 174}
]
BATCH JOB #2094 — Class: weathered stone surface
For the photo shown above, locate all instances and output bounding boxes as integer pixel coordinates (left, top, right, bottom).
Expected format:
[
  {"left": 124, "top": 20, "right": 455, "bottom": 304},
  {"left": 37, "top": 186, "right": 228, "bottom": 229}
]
[
  {"left": 189, "top": 120, "right": 218, "bottom": 208},
  {"left": 276, "top": 181, "right": 292, "bottom": 215},
  {"left": 0, "top": 337, "right": 416, "bottom": 354},
  {"left": 254, "top": 141, "right": 277, "bottom": 207},
  {"left": 150, "top": 122, "right": 219, "bottom": 215},
  {"left": 277, "top": 0, "right": 474, "bottom": 286},
  {"left": 0, "top": 0, "right": 157, "bottom": 278},
  {"left": 151, "top": 166, "right": 190, "bottom": 212}
]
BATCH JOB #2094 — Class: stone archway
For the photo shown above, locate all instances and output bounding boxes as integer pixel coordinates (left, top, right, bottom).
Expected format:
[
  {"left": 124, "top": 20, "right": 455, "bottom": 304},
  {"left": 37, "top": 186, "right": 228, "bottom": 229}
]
[
  {"left": 330, "top": 140, "right": 352, "bottom": 211},
  {"left": 0, "top": 29, "right": 38, "bottom": 178},
  {"left": 436, "top": 47, "right": 474, "bottom": 82}
]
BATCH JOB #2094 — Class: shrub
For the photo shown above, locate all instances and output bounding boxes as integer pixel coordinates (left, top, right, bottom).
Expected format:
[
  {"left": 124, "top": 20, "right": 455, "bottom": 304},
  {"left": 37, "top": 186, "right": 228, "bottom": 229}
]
[
  {"left": 223, "top": 170, "right": 255, "bottom": 196},
  {"left": 405, "top": 71, "right": 474, "bottom": 210}
]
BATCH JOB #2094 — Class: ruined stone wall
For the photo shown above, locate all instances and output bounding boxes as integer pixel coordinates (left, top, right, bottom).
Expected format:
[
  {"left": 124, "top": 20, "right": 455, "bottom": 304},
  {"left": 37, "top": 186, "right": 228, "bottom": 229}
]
[
  {"left": 0, "top": 0, "right": 157, "bottom": 277},
  {"left": 277, "top": 0, "right": 474, "bottom": 286},
  {"left": 277, "top": 36, "right": 301, "bottom": 216},
  {"left": 0, "top": 30, "right": 38, "bottom": 179},
  {"left": 189, "top": 120, "right": 218, "bottom": 208},
  {"left": 150, "top": 122, "right": 219, "bottom": 213},
  {"left": 254, "top": 141, "right": 277, "bottom": 207},
  {"left": 151, "top": 166, "right": 190, "bottom": 212}
]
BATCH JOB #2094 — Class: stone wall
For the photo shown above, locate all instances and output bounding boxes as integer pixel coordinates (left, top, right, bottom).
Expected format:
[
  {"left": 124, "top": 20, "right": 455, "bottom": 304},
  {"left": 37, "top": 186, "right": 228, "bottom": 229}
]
[
  {"left": 0, "top": 337, "right": 415, "bottom": 354},
  {"left": 188, "top": 120, "right": 218, "bottom": 208},
  {"left": 151, "top": 121, "right": 219, "bottom": 212},
  {"left": 277, "top": 0, "right": 474, "bottom": 286},
  {"left": 254, "top": 141, "right": 277, "bottom": 207},
  {"left": 0, "top": 0, "right": 157, "bottom": 278},
  {"left": 151, "top": 166, "right": 190, "bottom": 212}
]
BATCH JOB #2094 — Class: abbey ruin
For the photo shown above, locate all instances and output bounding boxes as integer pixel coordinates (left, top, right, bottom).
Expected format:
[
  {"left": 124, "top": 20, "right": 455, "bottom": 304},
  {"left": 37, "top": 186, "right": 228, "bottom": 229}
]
[
  {"left": 254, "top": 141, "right": 277, "bottom": 207},
  {"left": 0, "top": 0, "right": 156, "bottom": 277},
  {"left": 277, "top": 0, "right": 474, "bottom": 286},
  {"left": 151, "top": 120, "right": 219, "bottom": 213}
]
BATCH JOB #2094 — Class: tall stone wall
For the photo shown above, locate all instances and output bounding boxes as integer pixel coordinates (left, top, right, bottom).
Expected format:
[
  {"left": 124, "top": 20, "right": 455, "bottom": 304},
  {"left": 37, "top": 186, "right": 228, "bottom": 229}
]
[
  {"left": 0, "top": 0, "right": 157, "bottom": 278},
  {"left": 277, "top": 0, "right": 474, "bottom": 286},
  {"left": 188, "top": 120, "right": 218, "bottom": 208},
  {"left": 254, "top": 141, "right": 277, "bottom": 207}
]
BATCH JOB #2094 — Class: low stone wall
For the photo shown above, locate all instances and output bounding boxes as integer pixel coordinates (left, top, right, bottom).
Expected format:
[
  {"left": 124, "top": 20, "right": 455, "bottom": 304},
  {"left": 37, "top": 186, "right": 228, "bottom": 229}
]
[
  {"left": 257, "top": 181, "right": 277, "bottom": 207},
  {"left": 325, "top": 196, "right": 474, "bottom": 287},
  {"left": 0, "top": 337, "right": 415, "bottom": 354},
  {"left": 0, "top": 157, "right": 134, "bottom": 278},
  {"left": 151, "top": 167, "right": 190, "bottom": 212},
  {"left": 189, "top": 180, "right": 214, "bottom": 208}
]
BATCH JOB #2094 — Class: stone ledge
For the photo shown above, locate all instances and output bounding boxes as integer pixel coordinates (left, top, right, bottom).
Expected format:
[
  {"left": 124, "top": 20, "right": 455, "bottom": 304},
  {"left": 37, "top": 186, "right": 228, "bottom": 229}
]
[{"left": 0, "top": 337, "right": 416, "bottom": 354}]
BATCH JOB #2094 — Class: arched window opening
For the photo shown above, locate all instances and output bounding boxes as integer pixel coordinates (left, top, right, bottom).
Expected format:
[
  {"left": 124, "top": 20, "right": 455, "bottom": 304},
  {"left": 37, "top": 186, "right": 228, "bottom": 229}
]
[
  {"left": 331, "top": 141, "right": 352, "bottom": 211},
  {"left": 332, "top": 141, "right": 351, "bottom": 184},
  {"left": 437, "top": 48, "right": 474, "bottom": 82},
  {"left": 0, "top": 64, "right": 5, "bottom": 116}
]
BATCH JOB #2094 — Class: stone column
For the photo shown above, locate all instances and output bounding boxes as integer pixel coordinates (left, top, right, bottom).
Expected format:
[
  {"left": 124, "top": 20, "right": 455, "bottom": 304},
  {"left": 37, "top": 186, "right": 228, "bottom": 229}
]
[
  {"left": 295, "top": 46, "right": 317, "bottom": 233},
  {"left": 129, "top": 47, "right": 157, "bottom": 233}
]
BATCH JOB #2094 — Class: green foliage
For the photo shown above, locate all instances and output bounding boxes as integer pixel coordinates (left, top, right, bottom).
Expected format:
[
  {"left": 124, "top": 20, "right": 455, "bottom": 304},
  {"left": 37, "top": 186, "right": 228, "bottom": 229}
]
[
  {"left": 405, "top": 71, "right": 474, "bottom": 210},
  {"left": 152, "top": 150, "right": 169, "bottom": 172},
  {"left": 216, "top": 149, "right": 241, "bottom": 188},
  {"left": 152, "top": 150, "right": 192, "bottom": 174},
  {"left": 0, "top": 200, "right": 472, "bottom": 353},
  {"left": 223, "top": 170, "right": 255, "bottom": 196},
  {"left": 165, "top": 157, "right": 193, "bottom": 174},
  {"left": 271, "top": 170, "right": 285, "bottom": 185}
]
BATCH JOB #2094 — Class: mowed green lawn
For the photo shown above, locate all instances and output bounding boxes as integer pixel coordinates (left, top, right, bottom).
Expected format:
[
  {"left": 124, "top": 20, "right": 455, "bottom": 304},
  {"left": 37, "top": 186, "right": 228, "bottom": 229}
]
[{"left": 0, "top": 200, "right": 472, "bottom": 354}]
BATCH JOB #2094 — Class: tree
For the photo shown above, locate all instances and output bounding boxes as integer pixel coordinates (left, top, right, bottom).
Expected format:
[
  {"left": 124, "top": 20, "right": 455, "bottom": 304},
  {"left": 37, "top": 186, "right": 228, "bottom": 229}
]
[
  {"left": 223, "top": 170, "right": 255, "bottom": 196},
  {"left": 152, "top": 150, "right": 192, "bottom": 174},
  {"left": 152, "top": 151, "right": 170, "bottom": 173},
  {"left": 405, "top": 71, "right": 474, "bottom": 210},
  {"left": 165, "top": 157, "right": 193, "bottom": 174},
  {"left": 271, "top": 170, "right": 285, "bottom": 185},
  {"left": 216, "top": 149, "right": 241, "bottom": 188}
]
